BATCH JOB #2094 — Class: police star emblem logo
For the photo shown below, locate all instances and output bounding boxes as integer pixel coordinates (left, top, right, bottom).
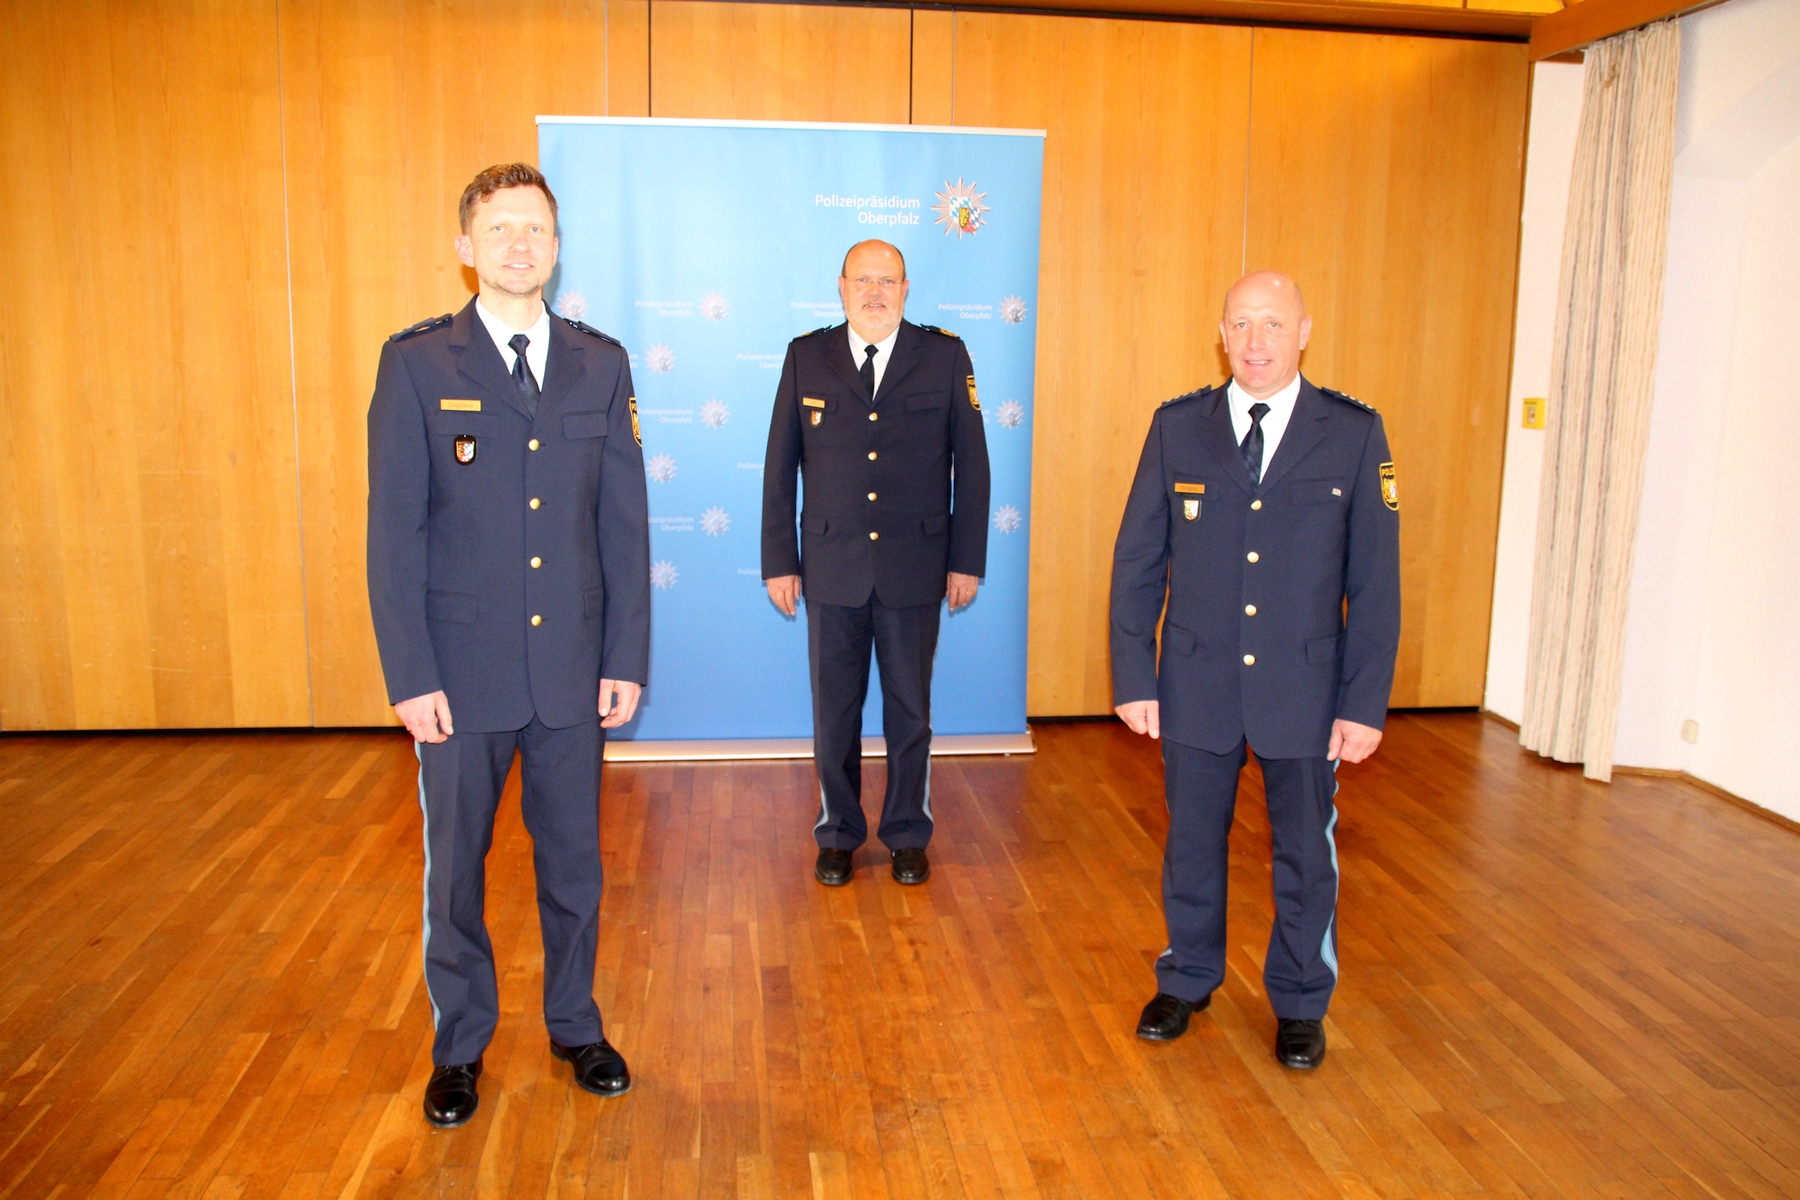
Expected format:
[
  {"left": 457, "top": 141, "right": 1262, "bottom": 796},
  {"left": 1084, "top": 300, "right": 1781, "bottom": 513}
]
[
  {"left": 1380, "top": 462, "right": 1399, "bottom": 511},
  {"left": 454, "top": 435, "right": 477, "bottom": 464},
  {"left": 932, "top": 179, "right": 989, "bottom": 238}
]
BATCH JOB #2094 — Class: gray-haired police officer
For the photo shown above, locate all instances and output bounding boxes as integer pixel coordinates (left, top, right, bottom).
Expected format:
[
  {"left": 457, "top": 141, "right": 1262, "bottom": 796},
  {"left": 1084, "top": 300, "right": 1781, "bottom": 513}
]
[
  {"left": 1110, "top": 270, "right": 1400, "bottom": 1071},
  {"left": 762, "top": 239, "right": 990, "bottom": 889},
  {"left": 367, "top": 164, "right": 650, "bottom": 1127}
]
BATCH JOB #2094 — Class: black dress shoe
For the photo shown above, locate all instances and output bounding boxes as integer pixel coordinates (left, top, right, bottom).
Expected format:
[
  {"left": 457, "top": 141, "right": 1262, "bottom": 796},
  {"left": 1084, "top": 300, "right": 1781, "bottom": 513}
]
[
  {"left": 423, "top": 1057, "right": 482, "bottom": 1127},
  {"left": 1275, "top": 1018, "right": 1327, "bottom": 1069},
  {"left": 1136, "top": 991, "right": 1211, "bottom": 1041},
  {"left": 891, "top": 847, "right": 930, "bottom": 885},
  {"left": 815, "top": 848, "right": 853, "bottom": 886},
  {"left": 551, "top": 1037, "right": 632, "bottom": 1096}
]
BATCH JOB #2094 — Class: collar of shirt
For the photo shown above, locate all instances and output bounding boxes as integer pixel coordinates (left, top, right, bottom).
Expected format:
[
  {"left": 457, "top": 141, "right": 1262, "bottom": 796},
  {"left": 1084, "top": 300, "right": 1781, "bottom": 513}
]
[
  {"left": 847, "top": 323, "right": 902, "bottom": 395},
  {"left": 475, "top": 296, "right": 551, "bottom": 388},
  {"left": 1227, "top": 373, "right": 1305, "bottom": 476}
]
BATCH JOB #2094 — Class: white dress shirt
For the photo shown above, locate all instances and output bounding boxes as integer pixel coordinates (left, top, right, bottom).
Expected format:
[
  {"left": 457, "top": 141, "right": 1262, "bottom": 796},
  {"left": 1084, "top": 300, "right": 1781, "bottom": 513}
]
[
  {"left": 847, "top": 324, "right": 901, "bottom": 395},
  {"left": 1227, "top": 373, "right": 1304, "bottom": 479},
  {"left": 475, "top": 296, "right": 551, "bottom": 387}
]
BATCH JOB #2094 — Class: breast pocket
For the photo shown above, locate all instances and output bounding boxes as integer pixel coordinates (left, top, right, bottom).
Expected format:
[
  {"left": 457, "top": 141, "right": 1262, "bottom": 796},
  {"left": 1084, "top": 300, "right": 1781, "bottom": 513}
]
[
  {"left": 902, "top": 392, "right": 950, "bottom": 412},
  {"left": 562, "top": 410, "right": 607, "bottom": 440},
  {"left": 1290, "top": 478, "right": 1348, "bottom": 505},
  {"left": 430, "top": 411, "right": 500, "bottom": 437}
]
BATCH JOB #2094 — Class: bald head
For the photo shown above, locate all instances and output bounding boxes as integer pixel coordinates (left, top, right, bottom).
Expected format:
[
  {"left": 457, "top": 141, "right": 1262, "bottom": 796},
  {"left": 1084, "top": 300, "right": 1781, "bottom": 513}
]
[
  {"left": 839, "top": 240, "right": 911, "bottom": 342},
  {"left": 1220, "top": 270, "right": 1312, "bottom": 399}
]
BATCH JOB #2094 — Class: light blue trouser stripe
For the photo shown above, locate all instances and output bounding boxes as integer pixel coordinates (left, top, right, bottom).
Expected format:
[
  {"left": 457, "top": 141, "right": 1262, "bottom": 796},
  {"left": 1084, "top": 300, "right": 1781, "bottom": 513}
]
[
  {"left": 414, "top": 743, "right": 442, "bottom": 1029},
  {"left": 1320, "top": 760, "right": 1341, "bottom": 979},
  {"left": 921, "top": 753, "right": 933, "bottom": 823},
  {"left": 814, "top": 782, "right": 831, "bottom": 833}
]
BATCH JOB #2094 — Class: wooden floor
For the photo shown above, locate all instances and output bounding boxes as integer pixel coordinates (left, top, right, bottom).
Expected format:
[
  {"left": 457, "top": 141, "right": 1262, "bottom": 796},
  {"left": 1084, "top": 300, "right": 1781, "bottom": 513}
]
[{"left": 1, "top": 715, "right": 1798, "bottom": 1199}]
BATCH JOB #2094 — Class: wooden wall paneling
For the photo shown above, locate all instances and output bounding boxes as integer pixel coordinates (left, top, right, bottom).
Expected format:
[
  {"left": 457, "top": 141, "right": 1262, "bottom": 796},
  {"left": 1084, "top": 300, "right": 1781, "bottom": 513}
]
[
  {"left": 0, "top": 0, "right": 309, "bottom": 730},
  {"left": 1243, "top": 29, "right": 1530, "bottom": 707},
  {"left": 944, "top": 14, "right": 1255, "bottom": 715},
  {"left": 281, "top": 0, "right": 646, "bottom": 726},
  {"left": 910, "top": 9, "right": 956, "bottom": 126},
  {"left": 648, "top": 1, "right": 912, "bottom": 122}
]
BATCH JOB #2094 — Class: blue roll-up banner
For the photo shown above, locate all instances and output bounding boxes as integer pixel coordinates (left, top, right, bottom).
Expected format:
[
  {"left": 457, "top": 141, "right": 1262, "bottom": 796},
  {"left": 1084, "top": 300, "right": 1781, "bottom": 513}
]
[{"left": 537, "top": 117, "right": 1044, "bottom": 752}]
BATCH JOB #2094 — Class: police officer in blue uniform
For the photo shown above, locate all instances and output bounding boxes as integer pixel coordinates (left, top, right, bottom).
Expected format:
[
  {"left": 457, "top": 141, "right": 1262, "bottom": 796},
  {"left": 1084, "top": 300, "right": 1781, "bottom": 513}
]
[
  {"left": 367, "top": 164, "right": 651, "bottom": 1127},
  {"left": 1110, "top": 270, "right": 1400, "bottom": 1070},
  {"left": 762, "top": 239, "right": 990, "bottom": 888}
]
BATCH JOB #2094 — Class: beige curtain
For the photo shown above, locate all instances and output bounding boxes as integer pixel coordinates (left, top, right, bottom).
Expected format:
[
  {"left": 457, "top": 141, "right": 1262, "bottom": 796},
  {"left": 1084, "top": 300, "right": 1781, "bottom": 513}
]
[{"left": 1521, "top": 20, "right": 1680, "bottom": 782}]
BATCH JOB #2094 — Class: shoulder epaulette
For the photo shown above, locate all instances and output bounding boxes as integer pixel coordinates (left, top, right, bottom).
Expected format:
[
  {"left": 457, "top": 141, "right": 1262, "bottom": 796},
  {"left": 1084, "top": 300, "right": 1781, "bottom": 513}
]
[
  {"left": 1160, "top": 384, "right": 1219, "bottom": 408},
  {"left": 802, "top": 323, "right": 840, "bottom": 338},
  {"left": 560, "top": 316, "right": 621, "bottom": 346},
  {"left": 1321, "top": 386, "right": 1377, "bottom": 414},
  {"left": 389, "top": 313, "right": 452, "bottom": 342},
  {"left": 916, "top": 323, "right": 960, "bottom": 339}
]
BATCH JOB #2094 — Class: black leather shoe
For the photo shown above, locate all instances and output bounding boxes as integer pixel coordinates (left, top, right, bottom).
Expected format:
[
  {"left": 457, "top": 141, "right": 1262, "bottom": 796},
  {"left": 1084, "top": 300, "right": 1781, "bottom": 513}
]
[
  {"left": 1137, "top": 991, "right": 1210, "bottom": 1041},
  {"left": 551, "top": 1038, "right": 631, "bottom": 1096},
  {"left": 1275, "top": 1018, "right": 1327, "bottom": 1069},
  {"left": 891, "top": 847, "right": 930, "bottom": 885},
  {"left": 423, "top": 1058, "right": 481, "bottom": 1127},
  {"left": 815, "top": 848, "right": 853, "bottom": 886}
]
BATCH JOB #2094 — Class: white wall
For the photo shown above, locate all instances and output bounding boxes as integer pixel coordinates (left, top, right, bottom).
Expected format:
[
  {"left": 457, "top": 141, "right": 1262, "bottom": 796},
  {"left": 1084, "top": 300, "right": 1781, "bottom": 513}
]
[
  {"left": 1483, "top": 60, "right": 1585, "bottom": 724},
  {"left": 1489, "top": 0, "right": 1800, "bottom": 821}
]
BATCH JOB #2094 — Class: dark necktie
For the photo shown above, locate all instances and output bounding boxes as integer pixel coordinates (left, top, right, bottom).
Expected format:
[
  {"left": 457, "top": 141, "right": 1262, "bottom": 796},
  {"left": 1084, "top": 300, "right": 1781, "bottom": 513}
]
[
  {"left": 509, "top": 333, "right": 539, "bottom": 417},
  {"left": 1240, "top": 401, "right": 1271, "bottom": 484},
  {"left": 860, "top": 343, "right": 878, "bottom": 396}
]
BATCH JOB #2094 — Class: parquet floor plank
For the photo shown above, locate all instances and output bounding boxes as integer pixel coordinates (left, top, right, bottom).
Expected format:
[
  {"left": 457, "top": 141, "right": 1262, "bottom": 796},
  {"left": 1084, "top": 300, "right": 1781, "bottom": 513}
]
[{"left": 3, "top": 716, "right": 1799, "bottom": 1197}]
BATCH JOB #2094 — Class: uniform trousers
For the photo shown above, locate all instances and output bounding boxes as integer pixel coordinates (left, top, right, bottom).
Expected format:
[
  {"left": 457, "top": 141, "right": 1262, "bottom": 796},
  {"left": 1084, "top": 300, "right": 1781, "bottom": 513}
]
[
  {"left": 416, "top": 714, "right": 606, "bottom": 1065},
  {"left": 1156, "top": 737, "right": 1341, "bottom": 1020},
  {"left": 807, "top": 595, "right": 940, "bottom": 852}
]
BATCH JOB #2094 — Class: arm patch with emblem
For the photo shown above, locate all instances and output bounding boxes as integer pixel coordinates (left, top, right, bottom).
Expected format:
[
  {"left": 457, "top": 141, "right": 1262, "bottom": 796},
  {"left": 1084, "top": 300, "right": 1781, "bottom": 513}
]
[{"left": 629, "top": 396, "right": 643, "bottom": 446}]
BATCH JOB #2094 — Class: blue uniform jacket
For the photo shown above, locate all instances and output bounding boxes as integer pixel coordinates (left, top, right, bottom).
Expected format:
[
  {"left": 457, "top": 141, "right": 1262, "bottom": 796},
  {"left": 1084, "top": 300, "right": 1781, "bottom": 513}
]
[
  {"left": 1110, "top": 378, "right": 1401, "bottom": 758},
  {"left": 761, "top": 320, "right": 990, "bottom": 609},
  {"left": 367, "top": 298, "right": 651, "bottom": 732}
]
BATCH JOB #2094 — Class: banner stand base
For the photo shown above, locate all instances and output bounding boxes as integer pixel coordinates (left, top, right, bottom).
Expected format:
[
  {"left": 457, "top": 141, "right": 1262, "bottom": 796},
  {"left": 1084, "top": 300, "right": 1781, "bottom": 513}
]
[{"left": 605, "top": 730, "right": 1035, "bottom": 763}]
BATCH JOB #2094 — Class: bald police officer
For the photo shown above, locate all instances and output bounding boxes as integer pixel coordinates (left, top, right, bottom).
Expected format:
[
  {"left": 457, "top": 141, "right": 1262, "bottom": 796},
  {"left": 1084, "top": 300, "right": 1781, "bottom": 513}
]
[
  {"left": 367, "top": 163, "right": 650, "bottom": 1127},
  {"left": 762, "top": 239, "right": 990, "bottom": 888},
  {"left": 1110, "top": 270, "right": 1400, "bottom": 1070}
]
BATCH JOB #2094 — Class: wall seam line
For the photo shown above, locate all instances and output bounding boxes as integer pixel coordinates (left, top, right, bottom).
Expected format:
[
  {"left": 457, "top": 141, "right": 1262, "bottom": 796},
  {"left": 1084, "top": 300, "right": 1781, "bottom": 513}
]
[
  {"left": 1241, "top": 28, "right": 1255, "bottom": 274},
  {"left": 273, "top": 0, "right": 317, "bottom": 727}
]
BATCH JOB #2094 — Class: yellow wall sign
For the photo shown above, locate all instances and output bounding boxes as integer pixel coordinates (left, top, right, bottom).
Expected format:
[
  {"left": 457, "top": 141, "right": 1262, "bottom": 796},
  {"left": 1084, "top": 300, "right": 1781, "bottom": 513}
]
[{"left": 1522, "top": 397, "right": 1546, "bottom": 429}]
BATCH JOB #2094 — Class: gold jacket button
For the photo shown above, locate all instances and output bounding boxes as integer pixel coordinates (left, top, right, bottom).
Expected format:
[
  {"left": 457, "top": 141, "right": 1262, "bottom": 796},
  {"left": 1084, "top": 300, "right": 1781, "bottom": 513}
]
[
  {"left": 1246, "top": 551, "right": 1260, "bottom": 563},
  {"left": 529, "top": 498, "right": 541, "bottom": 510},
  {"left": 531, "top": 615, "right": 543, "bottom": 626},
  {"left": 528, "top": 438, "right": 540, "bottom": 451},
  {"left": 1243, "top": 654, "right": 1255, "bottom": 666},
  {"left": 1245, "top": 604, "right": 1257, "bottom": 616},
  {"left": 868, "top": 492, "right": 877, "bottom": 501},
  {"left": 869, "top": 531, "right": 880, "bottom": 540},
  {"left": 869, "top": 412, "right": 879, "bottom": 421},
  {"left": 867, "top": 451, "right": 878, "bottom": 460},
  {"left": 530, "top": 556, "right": 542, "bottom": 568},
  {"left": 1251, "top": 499, "right": 1262, "bottom": 510}
]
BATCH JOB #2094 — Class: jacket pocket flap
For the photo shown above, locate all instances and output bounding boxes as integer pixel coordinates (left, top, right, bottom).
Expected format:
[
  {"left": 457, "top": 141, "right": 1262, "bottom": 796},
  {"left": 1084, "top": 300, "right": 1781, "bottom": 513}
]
[
  {"left": 802, "top": 512, "right": 829, "bottom": 535},
  {"left": 904, "top": 392, "right": 951, "bottom": 411},
  {"left": 1291, "top": 478, "right": 1347, "bottom": 505},
  {"left": 430, "top": 411, "right": 499, "bottom": 434},
  {"left": 562, "top": 410, "right": 608, "bottom": 439},
  {"left": 1305, "top": 634, "right": 1342, "bottom": 664},
  {"left": 921, "top": 513, "right": 949, "bottom": 535},
  {"left": 426, "top": 589, "right": 477, "bottom": 625},
  {"left": 584, "top": 586, "right": 606, "bottom": 619},
  {"left": 1162, "top": 623, "right": 1198, "bottom": 656}
]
